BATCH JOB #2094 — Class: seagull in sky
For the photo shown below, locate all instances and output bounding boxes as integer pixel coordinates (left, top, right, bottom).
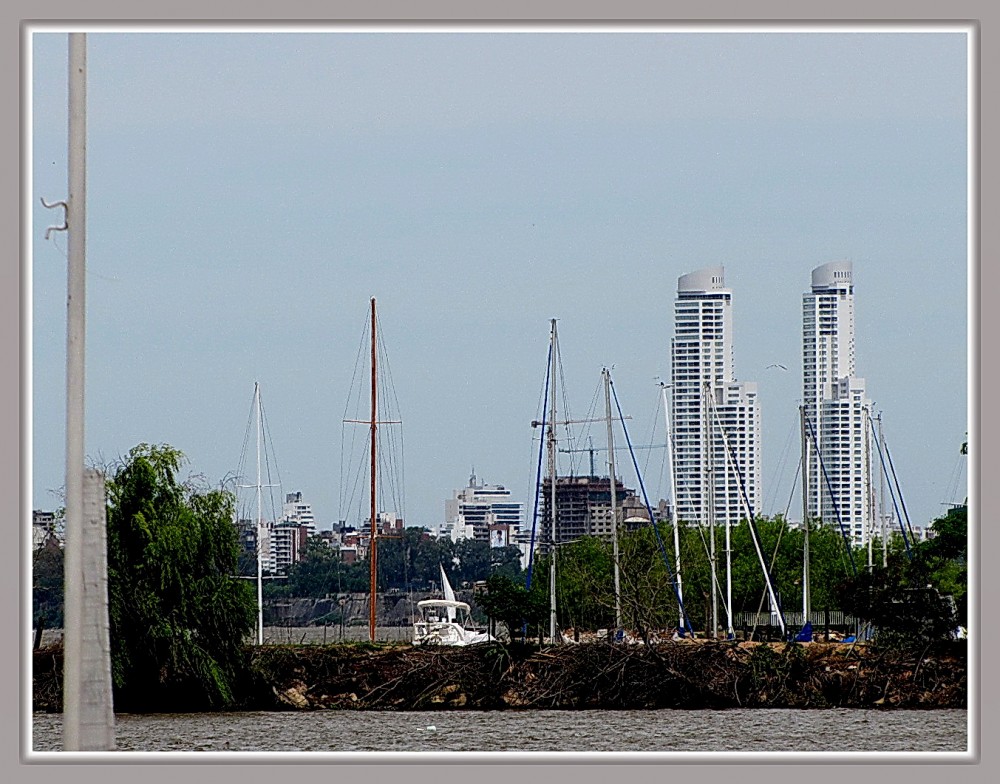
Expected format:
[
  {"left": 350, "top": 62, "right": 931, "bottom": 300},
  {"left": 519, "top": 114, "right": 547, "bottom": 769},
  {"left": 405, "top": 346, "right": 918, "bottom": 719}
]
[{"left": 766, "top": 363, "right": 788, "bottom": 371}]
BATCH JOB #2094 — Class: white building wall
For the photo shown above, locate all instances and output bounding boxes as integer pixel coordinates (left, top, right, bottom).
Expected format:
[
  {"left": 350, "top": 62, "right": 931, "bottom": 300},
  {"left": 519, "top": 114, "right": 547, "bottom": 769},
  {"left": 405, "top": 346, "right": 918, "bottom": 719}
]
[
  {"left": 260, "top": 521, "right": 276, "bottom": 574},
  {"left": 282, "top": 491, "right": 317, "bottom": 537},
  {"left": 443, "top": 471, "right": 524, "bottom": 544},
  {"left": 802, "top": 261, "right": 872, "bottom": 546},
  {"left": 671, "top": 267, "right": 760, "bottom": 528}
]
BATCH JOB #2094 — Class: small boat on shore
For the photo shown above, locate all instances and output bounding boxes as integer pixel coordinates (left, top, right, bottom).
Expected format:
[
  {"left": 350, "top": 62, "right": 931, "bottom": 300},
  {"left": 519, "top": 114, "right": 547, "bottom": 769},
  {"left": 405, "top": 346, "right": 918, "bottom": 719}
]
[{"left": 412, "top": 566, "right": 493, "bottom": 646}]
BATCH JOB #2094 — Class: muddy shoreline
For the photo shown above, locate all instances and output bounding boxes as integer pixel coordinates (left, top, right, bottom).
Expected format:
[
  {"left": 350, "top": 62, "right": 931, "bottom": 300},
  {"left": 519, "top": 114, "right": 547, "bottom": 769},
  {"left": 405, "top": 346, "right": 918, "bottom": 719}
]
[{"left": 32, "top": 639, "right": 966, "bottom": 713}]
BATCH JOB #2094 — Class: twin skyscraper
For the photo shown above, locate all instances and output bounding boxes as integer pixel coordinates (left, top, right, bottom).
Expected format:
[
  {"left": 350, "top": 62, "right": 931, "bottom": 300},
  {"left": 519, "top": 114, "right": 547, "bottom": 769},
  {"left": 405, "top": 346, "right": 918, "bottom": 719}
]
[{"left": 670, "top": 261, "right": 871, "bottom": 545}]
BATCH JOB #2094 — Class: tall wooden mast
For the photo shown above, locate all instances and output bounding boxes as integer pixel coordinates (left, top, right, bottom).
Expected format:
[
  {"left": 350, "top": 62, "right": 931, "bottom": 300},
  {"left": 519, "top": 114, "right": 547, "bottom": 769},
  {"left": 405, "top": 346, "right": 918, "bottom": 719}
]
[{"left": 369, "top": 297, "right": 378, "bottom": 642}]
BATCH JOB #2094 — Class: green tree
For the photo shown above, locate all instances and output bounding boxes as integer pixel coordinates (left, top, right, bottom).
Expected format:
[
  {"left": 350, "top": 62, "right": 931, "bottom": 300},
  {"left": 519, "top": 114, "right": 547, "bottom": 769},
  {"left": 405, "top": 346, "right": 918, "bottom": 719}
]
[
  {"left": 490, "top": 544, "right": 524, "bottom": 580},
  {"left": 476, "top": 573, "right": 548, "bottom": 643},
  {"left": 805, "top": 521, "right": 859, "bottom": 611},
  {"left": 452, "top": 538, "right": 492, "bottom": 587},
  {"left": 835, "top": 506, "right": 967, "bottom": 644},
  {"left": 32, "top": 537, "right": 65, "bottom": 631},
  {"left": 617, "top": 524, "right": 682, "bottom": 636},
  {"left": 556, "top": 536, "right": 614, "bottom": 631},
  {"left": 106, "top": 443, "right": 256, "bottom": 711},
  {"left": 377, "top": 527, "right": 442, "bottom": 590},
  {"left": 285, "top": 536, "right": 368, "bottom": 596},
  {"left": 411, "top": 535, "right": 455, "bottom": 589},
  {"left": 917, "top": 505, "right": 967, "bottom": 624}
]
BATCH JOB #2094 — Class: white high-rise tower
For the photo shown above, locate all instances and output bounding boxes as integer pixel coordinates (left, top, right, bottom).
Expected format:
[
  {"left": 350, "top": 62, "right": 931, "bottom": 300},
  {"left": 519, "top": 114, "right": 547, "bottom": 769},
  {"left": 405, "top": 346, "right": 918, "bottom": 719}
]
[
  {"left": 802, "top": 261, "right": 871, "bottom": 546},
  {"left": 671, "top": 267, "right": 761, "bottom": 528}
]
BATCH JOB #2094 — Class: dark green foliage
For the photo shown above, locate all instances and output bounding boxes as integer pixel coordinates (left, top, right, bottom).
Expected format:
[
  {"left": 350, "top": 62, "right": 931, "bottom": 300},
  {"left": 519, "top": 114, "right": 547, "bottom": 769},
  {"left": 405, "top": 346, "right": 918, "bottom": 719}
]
[
  {"left": 837, "top": 561, "right": 959, "bottom": 646},
  {"left": 282, "top": 529, "right": 528, "bottom": 600},
  {"left": 835, "top": 506, "right": 966, "bottom": 647},
  {"left": 746, "top": 641, "right": 808, "bottom": 700},
  {"left": 920, "top": 506, "right": 967, "bottom": 621},
  {"left": 284, "top": 536, "right": 368, "bottom": 596},
  {"left": 476, "top": 573, "right": 549, "bottom": 642},
  {"left": 408, "top": 533, "right": 454, "bottom": 588},
  {"left": 106, "top": 443, "right": 257, "bottom": 711},
  {"left": 32, "top": 538, "right": 65, "bottom": 630},
  {"left": 556, "top": 536, "right": 615, "bottom": 631},
  {"left": 617, "top": 524, "right": 682, "bottom": 635},
  {"left": 547, "top": 516, "right": 859, "bottom": 635}
]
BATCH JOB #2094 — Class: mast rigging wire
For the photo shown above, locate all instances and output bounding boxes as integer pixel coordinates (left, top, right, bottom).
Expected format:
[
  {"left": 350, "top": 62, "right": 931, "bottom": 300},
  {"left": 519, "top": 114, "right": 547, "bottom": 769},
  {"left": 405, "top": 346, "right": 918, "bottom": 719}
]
[
  {"left": 866, "top": 415, "right": 913, "bottom": 556},
  {"left": 525, "top": 338, "right": 553, "bottom": 592},
  {"left": 804, "top": 414, "right": 859, "bottom": 576},
  {"left": 610, "top": 378, "right": 694, "bottom": 636},
  {"left": 708, "top": 398, "right": 787, "bottom": 634}
]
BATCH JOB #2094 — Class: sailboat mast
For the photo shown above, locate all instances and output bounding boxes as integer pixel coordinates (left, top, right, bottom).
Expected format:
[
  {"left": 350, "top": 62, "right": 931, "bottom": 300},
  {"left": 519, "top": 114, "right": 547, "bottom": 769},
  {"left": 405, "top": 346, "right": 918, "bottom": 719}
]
[
  {"left": 548, "top": 319, "right": 558, "bottom": 644},
  {"left": 877, "top": 412, "right": 888, "bottom": 567},
  {"left": 369, "top": 297, "right": 378, "bottom": 643},
  {"left": 603, "top": 369, "right": 622, "bottom": 630},
  {"left": 865, "top": 405, "right": 874, "bottom": 570},
  {"left": 254, "top": 382, "right": 264, "bottom": 646},
  {"left": 706, "top": 391, "right": 733, "bottom": 638},
  {"left": 705, "top": 382, "right": 718, "bottom": 639},
  {"left": 661, "top": 382, "right": 683, "bottom": 629},
  {"left": 800, "top": 405, "right": 811, "bottom": 620},
  {"left": 724, "top": 460, "right": 733, "bottom": 639}
]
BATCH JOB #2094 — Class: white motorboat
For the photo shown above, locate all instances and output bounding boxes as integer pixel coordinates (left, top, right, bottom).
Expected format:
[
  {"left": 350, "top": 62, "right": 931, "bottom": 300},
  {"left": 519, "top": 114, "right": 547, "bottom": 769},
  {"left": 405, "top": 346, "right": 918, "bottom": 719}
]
[{"left": 412, "top": 566, "right": 493, "bottom": 646}]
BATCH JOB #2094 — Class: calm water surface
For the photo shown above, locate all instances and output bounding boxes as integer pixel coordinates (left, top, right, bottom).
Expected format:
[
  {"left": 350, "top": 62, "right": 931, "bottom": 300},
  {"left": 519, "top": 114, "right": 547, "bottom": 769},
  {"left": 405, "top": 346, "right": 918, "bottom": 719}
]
[{"left": 32, "top": 709, "right": 967, "bottom": 753}]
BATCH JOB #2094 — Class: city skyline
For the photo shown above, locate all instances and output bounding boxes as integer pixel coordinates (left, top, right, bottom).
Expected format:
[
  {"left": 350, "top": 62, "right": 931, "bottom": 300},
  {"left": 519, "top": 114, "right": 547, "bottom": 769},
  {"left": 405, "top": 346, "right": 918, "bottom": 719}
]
[{"left": 30, "top": 29, "right": 969, "bottom": 537}]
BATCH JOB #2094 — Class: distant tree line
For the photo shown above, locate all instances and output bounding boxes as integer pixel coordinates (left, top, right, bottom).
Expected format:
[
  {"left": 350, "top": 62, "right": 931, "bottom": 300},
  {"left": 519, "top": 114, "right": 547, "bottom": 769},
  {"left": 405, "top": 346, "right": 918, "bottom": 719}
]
[
  {"left": 472, "top": 510, "right": 968, "bottom": 643},
  {"left": 263, "top": 530, "right": 523, "bottom": 600}
]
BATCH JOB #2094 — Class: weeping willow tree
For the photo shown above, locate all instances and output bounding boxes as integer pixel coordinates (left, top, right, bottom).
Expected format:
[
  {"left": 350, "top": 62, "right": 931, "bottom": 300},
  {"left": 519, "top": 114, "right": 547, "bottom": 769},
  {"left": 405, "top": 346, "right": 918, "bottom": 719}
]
[{"left": 106, "top": 443, "right": 256, "bottom": 711}]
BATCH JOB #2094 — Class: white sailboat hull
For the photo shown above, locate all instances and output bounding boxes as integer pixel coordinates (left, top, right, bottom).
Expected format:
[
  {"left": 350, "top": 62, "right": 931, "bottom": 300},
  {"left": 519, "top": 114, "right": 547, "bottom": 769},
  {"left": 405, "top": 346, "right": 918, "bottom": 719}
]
[
  {"left": 412, "top": 566, "right": 494, "bottom": 646},
  {"left": 412, "top": 620, "right": 492, "bottom": 646}
]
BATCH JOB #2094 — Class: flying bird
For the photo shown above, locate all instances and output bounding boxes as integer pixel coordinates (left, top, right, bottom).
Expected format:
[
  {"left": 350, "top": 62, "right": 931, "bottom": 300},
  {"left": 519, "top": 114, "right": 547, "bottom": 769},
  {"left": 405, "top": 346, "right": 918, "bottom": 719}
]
[{"left": 766, "top": 363, "right": 788, "bottom": 371}]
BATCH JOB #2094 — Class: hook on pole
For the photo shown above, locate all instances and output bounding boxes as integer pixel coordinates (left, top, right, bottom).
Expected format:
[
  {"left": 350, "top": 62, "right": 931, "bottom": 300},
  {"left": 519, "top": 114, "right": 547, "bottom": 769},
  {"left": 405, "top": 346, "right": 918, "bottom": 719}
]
[{"left": 41, "top": 197, "right": 68, "bottom": 240}]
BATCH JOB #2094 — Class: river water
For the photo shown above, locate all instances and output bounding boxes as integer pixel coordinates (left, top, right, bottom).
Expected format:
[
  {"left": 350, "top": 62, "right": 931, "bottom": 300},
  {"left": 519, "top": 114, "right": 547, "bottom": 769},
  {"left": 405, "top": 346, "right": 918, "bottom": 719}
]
[{"left": 31, "top": 708, "right": 968, "bottom": 755}]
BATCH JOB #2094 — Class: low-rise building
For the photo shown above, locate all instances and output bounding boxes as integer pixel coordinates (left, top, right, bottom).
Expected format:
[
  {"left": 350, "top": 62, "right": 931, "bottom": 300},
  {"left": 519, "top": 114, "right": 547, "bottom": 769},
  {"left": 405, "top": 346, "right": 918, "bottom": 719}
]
[{"left": 442, "top": 471, "right": 524, "bottom": 546}]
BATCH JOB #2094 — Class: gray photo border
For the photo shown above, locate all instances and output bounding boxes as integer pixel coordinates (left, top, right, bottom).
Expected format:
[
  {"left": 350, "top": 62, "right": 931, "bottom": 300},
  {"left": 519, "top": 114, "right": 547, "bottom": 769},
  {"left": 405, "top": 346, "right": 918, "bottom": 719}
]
[{"left": 6, "top": 0, "right": 992, "bottom": 782}]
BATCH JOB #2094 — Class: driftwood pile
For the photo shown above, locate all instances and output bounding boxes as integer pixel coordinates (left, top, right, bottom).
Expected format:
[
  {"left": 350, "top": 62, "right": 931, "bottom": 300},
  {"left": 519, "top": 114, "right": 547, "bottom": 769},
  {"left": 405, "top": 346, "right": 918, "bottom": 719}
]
[
  {"left": 31, "top": 639, "right": 965, "bottom": 713},
  {"left": 244, "top": 639, "right": 967, "bottom": 712}
]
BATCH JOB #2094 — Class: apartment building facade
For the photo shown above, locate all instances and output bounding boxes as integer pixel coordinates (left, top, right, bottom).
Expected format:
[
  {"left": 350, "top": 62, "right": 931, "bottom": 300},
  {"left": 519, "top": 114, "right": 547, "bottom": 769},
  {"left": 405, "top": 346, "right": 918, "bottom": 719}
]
[
  {"left": 442, "top": 471, "right": 524, "bottom": 546},
  {"left": 670, "top": 266, "right": 761, "bottom": 528},
  {"left": 802, "top": 261, "right": 872, "bottom": 545}
]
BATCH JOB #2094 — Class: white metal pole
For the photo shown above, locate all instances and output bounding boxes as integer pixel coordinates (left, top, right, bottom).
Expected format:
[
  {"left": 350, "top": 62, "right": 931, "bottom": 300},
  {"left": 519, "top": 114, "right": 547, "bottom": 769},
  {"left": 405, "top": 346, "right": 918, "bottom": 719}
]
[
  {"left": 708, "top": 397, "right": 734, "bottom": 638},
  {"left": 255, "top": 381, "right": 264, "bottom": 645},
  {"left": 712, "top": 400, "right": 782, "bottom": 638},
  {"left": 878, "top": 413, "right": 888, "bottom": 567},
  {"left": 705, "top": 382, "right": 717, "bottom": 639},
  {"left": 548, "top": 320, "right": 558, "bottom": 644},
  {"left": 724, "top": 480, "right": 733, "bottom": 639},
  {"left": 604, "top": 369, "right": 621, "bottom": 630},
  {"left": 865, "top": 405, "right": 873, "bottom": 570},
  {"left": 800, "top": 406, "right": 811, "bottom": 620},
  {"left": 661, "top": 383, "right": 683, "bottom": 629}
]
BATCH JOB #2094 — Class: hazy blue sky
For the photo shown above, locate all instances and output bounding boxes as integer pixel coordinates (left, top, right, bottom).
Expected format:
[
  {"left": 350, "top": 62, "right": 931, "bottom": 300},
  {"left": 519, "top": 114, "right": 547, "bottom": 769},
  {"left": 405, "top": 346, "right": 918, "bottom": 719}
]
[{"left": 30, "top": 28, "right": 969, "bottom": 537}]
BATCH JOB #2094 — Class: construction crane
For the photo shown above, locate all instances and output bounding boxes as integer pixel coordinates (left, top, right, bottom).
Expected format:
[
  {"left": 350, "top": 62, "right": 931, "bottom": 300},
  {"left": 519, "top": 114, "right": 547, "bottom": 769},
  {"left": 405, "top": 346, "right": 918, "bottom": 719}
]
[{"left": 558, "top": 437, "right": 665, "bottom": 476}]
